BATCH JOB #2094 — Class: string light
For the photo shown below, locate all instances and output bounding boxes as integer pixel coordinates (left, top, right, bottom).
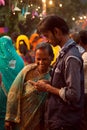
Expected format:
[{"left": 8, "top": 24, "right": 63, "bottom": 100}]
[
  {"left": 72, "top": 17, "right": 75, "bottom": 21},
  {"left": 20, "top": 0, "right": 23, "bottom": 3},
  {"left": 83, "top": 16, "right": 87, "bottom": 19},
  {"left": 38, "top": 6, "right": 40, "bottom": 9},
  {"left": 79, "top": 16, "right": 83, "bottom": 20},
  {"left": 42, "top": 0, "right": 46, "bottom": 3},
  {"left": 49, "top": 0, "right": 53, "bottom": 5},
  {"left": 30, "top": 4, "right": 33, "bottom": 7},
  {"left": 59, "top": 3, "right": 62, "bottom": 7}
]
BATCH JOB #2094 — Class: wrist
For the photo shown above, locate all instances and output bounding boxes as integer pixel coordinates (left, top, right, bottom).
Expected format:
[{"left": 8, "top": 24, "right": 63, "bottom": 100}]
[{"left": 46, "top": 84, "right": 60, "bottom": 96}]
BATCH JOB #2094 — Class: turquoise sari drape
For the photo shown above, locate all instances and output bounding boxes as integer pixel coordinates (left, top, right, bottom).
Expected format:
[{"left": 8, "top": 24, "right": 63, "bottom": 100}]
[{"left": 0, "top": 36, "right": 24, "bottom": 130}]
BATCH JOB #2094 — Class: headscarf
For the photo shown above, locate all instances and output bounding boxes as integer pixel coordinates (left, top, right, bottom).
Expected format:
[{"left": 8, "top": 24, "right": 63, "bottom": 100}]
[
  {"left": 16, "top": 35, "right": 30, "bottom": 55},
  {"left": 30, "top": 33, "right": 46, "bottom": 50},
  {"left": 51, "top": 45, "right": 61, "bottom": 65},
  {"left": 0, "top": 36, "right": 24, "bottom": 92}
]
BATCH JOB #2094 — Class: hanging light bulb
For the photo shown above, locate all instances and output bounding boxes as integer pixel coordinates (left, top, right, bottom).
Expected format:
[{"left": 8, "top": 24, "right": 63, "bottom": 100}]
[{"left": 49, "top": 0, "right": 53, "bottom": 5}]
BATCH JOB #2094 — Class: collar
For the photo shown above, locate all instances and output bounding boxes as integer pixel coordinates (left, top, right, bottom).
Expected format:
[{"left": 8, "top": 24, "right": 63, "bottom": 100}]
[{"left": 59, "top": 38, "right": 76, "bottom": 58}]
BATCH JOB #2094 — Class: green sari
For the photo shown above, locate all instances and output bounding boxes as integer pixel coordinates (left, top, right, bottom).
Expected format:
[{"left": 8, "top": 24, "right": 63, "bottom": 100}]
[{"left": 5, "top": 63, "right": 51, "bottom": 130}]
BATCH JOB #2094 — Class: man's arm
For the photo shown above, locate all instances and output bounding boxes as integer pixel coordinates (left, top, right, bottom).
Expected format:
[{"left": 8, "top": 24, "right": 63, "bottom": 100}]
[{"left": 29, "top": 56, "right": 82, "bottom": 103}]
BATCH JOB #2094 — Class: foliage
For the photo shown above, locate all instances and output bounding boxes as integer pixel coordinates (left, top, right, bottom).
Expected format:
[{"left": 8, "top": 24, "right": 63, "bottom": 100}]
[
  {"left": 0, "top": 0, "right": 87, "bottom": 36},
  {"left": 47, "top": 0, "right": 87, "bottom": 28}
]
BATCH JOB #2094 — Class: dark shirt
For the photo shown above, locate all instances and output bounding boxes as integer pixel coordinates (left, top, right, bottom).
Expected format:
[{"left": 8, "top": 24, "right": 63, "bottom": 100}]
[{"left": 45, "top": 39, "right": 84, "bottom": 129}]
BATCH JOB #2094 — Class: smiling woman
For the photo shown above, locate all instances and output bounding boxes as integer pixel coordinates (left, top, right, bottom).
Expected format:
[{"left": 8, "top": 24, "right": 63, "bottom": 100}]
[{"left": 5, "top": 42, "right": 54, "bottom": 130}]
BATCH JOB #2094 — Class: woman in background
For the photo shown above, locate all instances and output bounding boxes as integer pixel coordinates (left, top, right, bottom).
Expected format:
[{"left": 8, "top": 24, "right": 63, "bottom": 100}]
[
  {"left": 0, "top": 36, "right": 24, "bottom": 130},
  {"left": 16, "top": 35, "right": 34, "bottom": 65}
]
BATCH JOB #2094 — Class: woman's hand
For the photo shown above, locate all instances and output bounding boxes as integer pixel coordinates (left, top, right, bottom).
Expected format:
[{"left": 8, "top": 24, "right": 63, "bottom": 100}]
[
  {"left": 29, "top": 80, "right": 49, "bottom": 92},
  {"left": 5, "top": 121, "right": 14, "bottom": 130},
  {"left": 29, "top": 80, "right": 60, "bottom": 95}
]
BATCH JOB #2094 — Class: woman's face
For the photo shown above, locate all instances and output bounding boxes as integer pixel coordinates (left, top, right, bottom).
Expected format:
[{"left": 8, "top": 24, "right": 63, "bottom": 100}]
[
  {"left": 35, "top": 48, "right": 51, "bottom": 73},
  {"left": 19, "top": 43, "right": 27, "bottom": 55}
]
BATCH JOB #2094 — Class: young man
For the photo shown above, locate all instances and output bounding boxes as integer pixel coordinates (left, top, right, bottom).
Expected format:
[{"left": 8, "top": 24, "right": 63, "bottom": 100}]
[{"left": 29, "top": 15, "right": 84, "bottom": 130}]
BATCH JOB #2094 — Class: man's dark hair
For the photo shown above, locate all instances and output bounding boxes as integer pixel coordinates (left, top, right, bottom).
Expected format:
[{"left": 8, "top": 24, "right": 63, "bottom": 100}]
[
  {"left": 79, "top": 30, "right": 87, "bottom": 45},
  {"left": 37, "top": 14, "right": 69, "bottom": 35},
  {"left": 35, "top": 42, "right": 54, "bottom": 61}
]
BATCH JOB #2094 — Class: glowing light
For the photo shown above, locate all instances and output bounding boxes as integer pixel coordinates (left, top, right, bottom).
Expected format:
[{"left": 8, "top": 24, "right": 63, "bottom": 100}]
[
  {"left": 42, "top": 0, "right": 46, "bottom": 3},
  {"left": 39, "top": 13, "right": 43, "bottom": 17},
  {"left": 40, "top": 17, "right": 43, "bottom": 20},
  {"left": 72, "top": 17, "right": 75, "bottom": 21},
  {"left": 28, "top": 5, "right": 30, "bottom": 7},
  {"left": 49, "top": 0, "right": 53, "bottom": 5},
  {"left": 36, "top": 8, "right": 38, "bottom": 11},
  {"left": 13, "top": 12, "right": 15, "bottom": 15},
  {"left": 38, "top": 6, "right": 40, "bottom": 9},
  {"left": 20, "top": 0, "right": 23, "bottom": 3},
  {"left": 31, "top": 4, "right": 33, "bottom": 7},
  {"left": 59, "top": 3, "right": 62, "bottom": 7},
  {"left": 79, "top": 16, "right": 83, "bottom": 20},
  {"left": 83, "top": 16, "right": 87, "bottom": 19}
]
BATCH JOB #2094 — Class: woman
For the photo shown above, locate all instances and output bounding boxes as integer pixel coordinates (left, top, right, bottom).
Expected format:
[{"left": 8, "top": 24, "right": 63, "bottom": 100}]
[
  {"left": 29, "top": 33, "right": 46, "bottom": 51},
  {"left": 16, "top": 35, "right": 34, "bottom": 65},
  {"left": 5, "top": 42, "right": 54, "bottom": 130},
  {"left": 0, "top": 36, "right": 24, "bottom": 130}
]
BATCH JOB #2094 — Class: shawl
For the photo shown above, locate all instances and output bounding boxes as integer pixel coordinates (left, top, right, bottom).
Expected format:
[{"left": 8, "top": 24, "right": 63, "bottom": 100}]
[
  {"left": 5, "top": 63, "right": 51, "bottom": 130},
  {"left": 0, "top": 36, "right": 24, "bottom": 92}
]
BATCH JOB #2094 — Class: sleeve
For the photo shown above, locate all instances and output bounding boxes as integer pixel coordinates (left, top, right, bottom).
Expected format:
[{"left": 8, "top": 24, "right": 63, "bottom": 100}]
[{"left": 59, "top": 56, "right": 82, "bottom": 103}]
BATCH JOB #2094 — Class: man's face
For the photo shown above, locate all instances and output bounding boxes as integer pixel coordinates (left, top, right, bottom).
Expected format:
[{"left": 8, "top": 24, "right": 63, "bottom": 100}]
[{"left": 42, "top": 29, "right": 62, "bottom": 47}]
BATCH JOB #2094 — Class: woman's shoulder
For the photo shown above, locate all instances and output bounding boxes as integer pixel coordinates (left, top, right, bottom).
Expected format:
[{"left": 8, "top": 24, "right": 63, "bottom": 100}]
[{"left": 22, "top": 63, "right": 37, "bottom": 73}]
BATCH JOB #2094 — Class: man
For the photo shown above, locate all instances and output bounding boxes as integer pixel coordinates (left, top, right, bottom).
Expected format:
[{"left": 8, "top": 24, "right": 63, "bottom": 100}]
[{"left": 29, "top": 15, "right": 84, "bottom": 130}]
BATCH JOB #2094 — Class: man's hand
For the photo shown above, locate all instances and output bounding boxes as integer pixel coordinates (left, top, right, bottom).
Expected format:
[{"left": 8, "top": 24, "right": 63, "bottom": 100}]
[
  {"left": 29, "top": 80, "right": 49, "bottom": 92},
  {"left": 29, "top": 80, "right": 60, "bottom": 95}
]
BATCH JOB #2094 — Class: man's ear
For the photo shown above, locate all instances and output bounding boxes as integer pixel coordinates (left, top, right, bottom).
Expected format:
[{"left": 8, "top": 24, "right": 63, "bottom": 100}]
[
  {"left": 53, "top": 27, "right": 58, "bottom": 34},
  {"left": 53, "top": 27, "right": 62, "bottom": 36}
]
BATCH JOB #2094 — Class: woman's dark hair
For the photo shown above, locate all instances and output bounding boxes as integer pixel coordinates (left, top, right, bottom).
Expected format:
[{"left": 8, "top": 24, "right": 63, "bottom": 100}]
[
  {"left": 79, "top": 30, "right": 87, "bottom": 45},
  {"left": 70, "top": 32, "right": 80, "bottom": 44},
  {"left": 37, "top": 14, "right": 69, "bottom": 35},
  {"left": 35, "top": 42, "right": 54, "bottom": 61}
]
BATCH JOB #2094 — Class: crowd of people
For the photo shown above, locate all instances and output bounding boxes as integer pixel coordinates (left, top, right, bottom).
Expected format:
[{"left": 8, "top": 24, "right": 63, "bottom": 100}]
[{"left": 0, "top": 14, "right": 87, "bottom": 130}]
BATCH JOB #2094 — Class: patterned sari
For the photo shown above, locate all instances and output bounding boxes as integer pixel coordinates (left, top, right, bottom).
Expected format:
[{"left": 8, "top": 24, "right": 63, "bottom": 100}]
[{"left": 5, "top": 63, "right": 51, "bottom": 130}]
